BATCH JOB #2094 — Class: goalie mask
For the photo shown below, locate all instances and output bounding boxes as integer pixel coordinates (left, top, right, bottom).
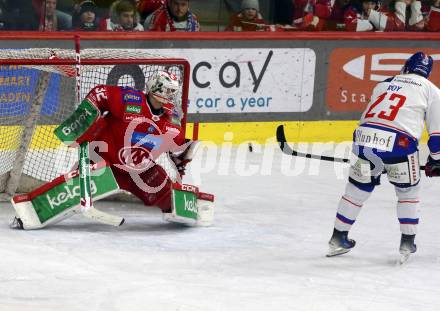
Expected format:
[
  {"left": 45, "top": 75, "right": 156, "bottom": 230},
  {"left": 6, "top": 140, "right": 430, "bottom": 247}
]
[{"left": 146, "top": 71, "right": 180, "bottom": 104}]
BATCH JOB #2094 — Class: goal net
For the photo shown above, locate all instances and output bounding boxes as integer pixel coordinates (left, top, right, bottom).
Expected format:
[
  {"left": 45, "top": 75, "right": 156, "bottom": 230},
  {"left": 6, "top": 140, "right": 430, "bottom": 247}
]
[{"left": 0, "top": 49, "right": 190, "bottom": 201}]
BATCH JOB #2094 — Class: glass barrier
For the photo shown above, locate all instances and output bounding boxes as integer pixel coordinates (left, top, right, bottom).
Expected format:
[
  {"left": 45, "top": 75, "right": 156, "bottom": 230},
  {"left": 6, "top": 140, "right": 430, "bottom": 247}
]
[{"left": 0, "top": 0, "right": 438, "bottom": 32}]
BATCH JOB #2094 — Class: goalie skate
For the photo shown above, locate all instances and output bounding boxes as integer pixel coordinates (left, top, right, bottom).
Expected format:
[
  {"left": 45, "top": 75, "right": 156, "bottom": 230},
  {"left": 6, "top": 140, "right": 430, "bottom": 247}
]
[
  {"left": 326, "top": 229, "right": 356, "bottom": 257},
  {"left": 9, "top": 217, "right": 24, "bottom": 230}
]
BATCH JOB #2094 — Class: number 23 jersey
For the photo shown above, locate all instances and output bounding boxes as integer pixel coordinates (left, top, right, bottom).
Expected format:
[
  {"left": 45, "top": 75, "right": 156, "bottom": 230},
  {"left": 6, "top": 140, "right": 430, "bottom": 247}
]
[{"left": 360, "top": 73, "right": 440, "bottom": 142}]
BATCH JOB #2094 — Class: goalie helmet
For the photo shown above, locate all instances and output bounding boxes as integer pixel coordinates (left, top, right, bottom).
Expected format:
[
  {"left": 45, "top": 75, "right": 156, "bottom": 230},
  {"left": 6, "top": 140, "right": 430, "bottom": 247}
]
[
  {"left": 146, "top": 71, "right": 180, "bottom": 104},
  {"left": 402, "top": 52, "right": 433, "bottom": 79}
]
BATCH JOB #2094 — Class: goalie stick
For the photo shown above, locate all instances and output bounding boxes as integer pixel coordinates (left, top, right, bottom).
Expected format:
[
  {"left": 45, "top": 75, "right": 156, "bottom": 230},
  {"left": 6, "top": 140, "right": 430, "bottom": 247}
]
[
  {"left": 276, "top": 125, "right": 426, "bottom": 170},
  {"left": 75, "top": 35, "right": 124, "bottom": 226}
]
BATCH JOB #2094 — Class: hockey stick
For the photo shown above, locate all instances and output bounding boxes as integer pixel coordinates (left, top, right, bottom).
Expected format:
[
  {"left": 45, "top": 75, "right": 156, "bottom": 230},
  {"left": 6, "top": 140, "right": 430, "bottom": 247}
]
[
  {"left": 75, "top": 35, "right": 124, "bottom": 226},
  {"left": 277, "top": 125, "right": 350, "bottom": 164},
  {"left": 78, "top": 143, "right": 124, "bottom": 226},
  {"left": 276, "top": 125, "right": 426, "bottom": 170}
]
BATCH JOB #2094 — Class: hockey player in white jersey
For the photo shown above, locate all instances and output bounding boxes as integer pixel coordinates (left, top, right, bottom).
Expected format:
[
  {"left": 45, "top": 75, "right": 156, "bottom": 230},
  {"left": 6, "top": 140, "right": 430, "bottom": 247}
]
[{"left": 327, "top": 52, "right": 440, "bottom": 259}]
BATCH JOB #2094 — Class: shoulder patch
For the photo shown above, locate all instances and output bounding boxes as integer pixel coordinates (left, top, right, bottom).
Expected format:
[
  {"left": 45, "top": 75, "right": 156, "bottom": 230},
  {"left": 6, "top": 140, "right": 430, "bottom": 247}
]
[{"left": 121, "top": 87, "right": 143, "bottom": 105}]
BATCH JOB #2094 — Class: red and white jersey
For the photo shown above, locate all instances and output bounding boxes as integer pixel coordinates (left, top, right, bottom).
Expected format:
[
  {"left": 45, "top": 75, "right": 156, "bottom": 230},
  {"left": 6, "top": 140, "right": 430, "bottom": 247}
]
[
  {"left": 427, "top": 6, "right": 440, "bottom": 31},
  {"left": 137, "top": 0, "right": 165, "bottom": 16},
  {"left": 292, "top": 0, "right": 333, "bottom": 30},
  {"left": 367, "top": 4, "right": 405, "bottom": 32},
  {"left": 343, "top": 6, "right": 373, "bottom": 31},
  {"left": 322, "top": 0, "right": 412, "bottom": 31},
  {"left": 84, "top": 85, "right": 185, "bottom": 171},
  {"left": 360, "top": 73, "right": 440, "bottom": 141}
]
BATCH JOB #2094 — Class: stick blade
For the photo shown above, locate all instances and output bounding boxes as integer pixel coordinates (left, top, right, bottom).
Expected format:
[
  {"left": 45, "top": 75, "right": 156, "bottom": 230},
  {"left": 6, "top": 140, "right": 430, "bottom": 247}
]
[
  {"left": 276, "top": 125, "right": 295, "bottom": 155},
  {"left": 83, "top": 207, "right": 125, "bottom": 227}
]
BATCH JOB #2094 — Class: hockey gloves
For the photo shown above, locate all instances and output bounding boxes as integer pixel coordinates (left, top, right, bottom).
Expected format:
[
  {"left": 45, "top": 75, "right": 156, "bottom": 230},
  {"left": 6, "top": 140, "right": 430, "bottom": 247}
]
[
  {"left": 170, "top": 140, "right": 200, "bottom": 178},
  {"left": 170, "top": 154, "right": 192, "bottom": 177},
  {"left": 425, "top": 156, "right": 440, "bottom": 177}
]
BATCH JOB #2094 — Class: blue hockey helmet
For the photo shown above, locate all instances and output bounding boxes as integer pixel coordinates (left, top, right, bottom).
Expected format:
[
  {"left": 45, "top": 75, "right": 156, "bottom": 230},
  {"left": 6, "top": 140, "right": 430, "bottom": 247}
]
[{"left": 402, "top": 52, "right": 434, "bottom": 78}]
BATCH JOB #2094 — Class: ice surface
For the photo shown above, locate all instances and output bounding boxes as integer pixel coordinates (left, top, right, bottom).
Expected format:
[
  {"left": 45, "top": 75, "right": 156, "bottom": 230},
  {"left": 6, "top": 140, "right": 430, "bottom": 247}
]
[{"left": 1, "top": 143, "right": 440, "bottom": 311}]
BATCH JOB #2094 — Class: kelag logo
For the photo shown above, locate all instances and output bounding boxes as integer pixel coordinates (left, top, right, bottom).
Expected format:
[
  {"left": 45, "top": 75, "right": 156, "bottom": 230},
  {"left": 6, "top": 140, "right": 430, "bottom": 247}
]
[{"left": 327, "top": 48, "right": 440, "bottom": 112}]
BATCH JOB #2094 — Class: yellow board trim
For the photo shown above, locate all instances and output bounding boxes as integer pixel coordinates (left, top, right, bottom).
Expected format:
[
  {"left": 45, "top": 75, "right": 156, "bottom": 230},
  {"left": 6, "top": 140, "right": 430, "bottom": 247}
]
[
  {"left": 186, "top": 121, "right": 430, "bottom": 144},
  {"left": 0, "top": 121, "right": 429, "bottom": 150}
]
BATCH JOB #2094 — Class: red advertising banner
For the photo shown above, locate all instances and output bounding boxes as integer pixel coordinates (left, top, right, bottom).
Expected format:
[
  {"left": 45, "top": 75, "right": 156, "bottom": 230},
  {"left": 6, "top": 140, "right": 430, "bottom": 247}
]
[{"left": 327, "top": 48, "right": 440, "bottom": 112}]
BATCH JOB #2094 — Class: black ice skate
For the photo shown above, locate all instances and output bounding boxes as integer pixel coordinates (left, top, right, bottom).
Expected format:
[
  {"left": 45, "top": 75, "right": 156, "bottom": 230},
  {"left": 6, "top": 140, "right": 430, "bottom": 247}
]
[
  {"left": 399, "top": 234, "right": 416, "bottom": 263},
  {"left": 327, "top": 228, "right": 356, "bottom": 257},
  {"left": 9, "top": 217, "right": 24, "bottom": 230}
]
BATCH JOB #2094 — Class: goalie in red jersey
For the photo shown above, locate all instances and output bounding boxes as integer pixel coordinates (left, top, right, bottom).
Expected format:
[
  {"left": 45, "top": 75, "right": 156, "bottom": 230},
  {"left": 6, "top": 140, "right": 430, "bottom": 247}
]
[{"left": 10, "top": 71, "right": 214, "bottom": 229}]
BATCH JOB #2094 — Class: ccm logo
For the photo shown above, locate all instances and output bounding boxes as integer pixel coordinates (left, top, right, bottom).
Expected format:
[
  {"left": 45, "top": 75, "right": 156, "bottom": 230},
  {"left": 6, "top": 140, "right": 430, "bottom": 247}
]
[
  {"left": 343, "top": 53, "right": 440, "bottom": 82},
  {"left": 182, "top": 184, "right": 197, "bottom": 193}
]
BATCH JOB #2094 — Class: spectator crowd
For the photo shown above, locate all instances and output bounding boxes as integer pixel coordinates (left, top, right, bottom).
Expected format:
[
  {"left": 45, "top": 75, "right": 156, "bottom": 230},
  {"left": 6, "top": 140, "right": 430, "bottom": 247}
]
[{"left": 0, "top": 0, "right": 438, "bottom": 32}]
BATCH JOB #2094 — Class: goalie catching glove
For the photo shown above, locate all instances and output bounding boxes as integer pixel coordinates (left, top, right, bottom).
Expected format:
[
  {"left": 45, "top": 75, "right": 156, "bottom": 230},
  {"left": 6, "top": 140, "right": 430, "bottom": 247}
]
[{"left": 170, "top": 139, "right": 200, "bottom": 177}]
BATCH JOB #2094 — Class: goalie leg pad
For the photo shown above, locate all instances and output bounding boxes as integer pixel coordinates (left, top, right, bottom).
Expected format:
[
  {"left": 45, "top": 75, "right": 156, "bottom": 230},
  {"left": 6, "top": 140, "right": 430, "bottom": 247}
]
[
  {"left": 196, "top": 192, "right": 215, "bottom": 227},
  {"left": 11, "top": 163, "right": 120, "bottom": 230},
  {"left": 11, "top": 199, "right": 77, "bottom": 230},
  {"left": 163, "top": 184, "right": 215, "bottom": 226}
]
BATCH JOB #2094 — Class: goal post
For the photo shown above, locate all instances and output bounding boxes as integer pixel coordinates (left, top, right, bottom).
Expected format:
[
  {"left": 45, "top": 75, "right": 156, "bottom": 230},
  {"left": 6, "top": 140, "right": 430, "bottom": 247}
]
[{"left": 0, "top": 49, "right": 190, "bottom": 201}]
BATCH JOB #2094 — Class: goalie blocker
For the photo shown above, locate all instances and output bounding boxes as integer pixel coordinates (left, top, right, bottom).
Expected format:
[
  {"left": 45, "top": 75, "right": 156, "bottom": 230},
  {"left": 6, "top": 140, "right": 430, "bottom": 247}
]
[{"left": 11, "top": 162, "right": 214, "bottom": 229}]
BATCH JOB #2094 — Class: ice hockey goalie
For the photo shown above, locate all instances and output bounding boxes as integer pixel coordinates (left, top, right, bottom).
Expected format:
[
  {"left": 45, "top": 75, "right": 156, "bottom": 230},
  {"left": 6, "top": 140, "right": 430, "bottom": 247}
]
[{"left": 10, "top": 71, "right": 214, "bottom": 229}]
